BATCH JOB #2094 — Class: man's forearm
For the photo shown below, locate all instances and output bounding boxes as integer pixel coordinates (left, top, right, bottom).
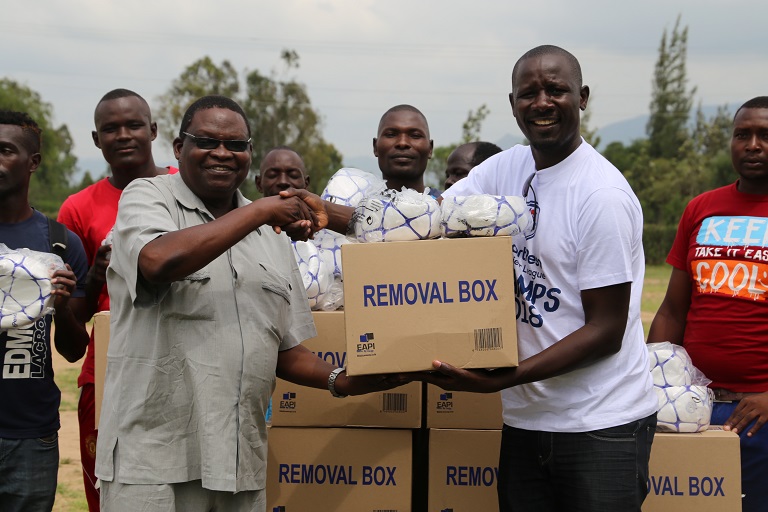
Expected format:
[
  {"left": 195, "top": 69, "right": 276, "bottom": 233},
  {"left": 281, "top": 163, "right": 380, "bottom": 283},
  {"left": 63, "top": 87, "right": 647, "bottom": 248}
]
[{"left": 53, "top": 300, "right": 89, "bottom": 363}]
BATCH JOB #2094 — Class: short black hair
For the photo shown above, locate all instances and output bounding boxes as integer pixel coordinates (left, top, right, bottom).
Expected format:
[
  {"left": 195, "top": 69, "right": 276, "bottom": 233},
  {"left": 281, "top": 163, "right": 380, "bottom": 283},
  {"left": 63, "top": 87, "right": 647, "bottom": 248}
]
[
  {"left": 94, "top": 89, "right": 149, "bottom": 123},
  {"left": 378, "top": 104, "right": 430, "bottom": 135},
  {"left": 179, "top": 95, "right": 251, "bottom": 138},
  {"left": 512, "top": 45, "right": 582, "bottom": 91},
  {"left": 470, "top": 141, "right": 503, "bottom": 167},
  {"left": 0, "top": 110, "right": 42, "bottom": 153},
  {"left": 735, "top": 96, "right": 768, "bottom": 119}
]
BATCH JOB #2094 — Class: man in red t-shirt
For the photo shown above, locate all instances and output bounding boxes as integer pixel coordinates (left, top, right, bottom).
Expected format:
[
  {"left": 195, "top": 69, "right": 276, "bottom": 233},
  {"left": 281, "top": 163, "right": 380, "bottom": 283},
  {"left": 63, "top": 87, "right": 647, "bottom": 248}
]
[
  {"left": 649, "top": 96, "right": 768, "bottom": 512},
  {"left": 58, "top": 89, "right": 175, "bottom": 511}
]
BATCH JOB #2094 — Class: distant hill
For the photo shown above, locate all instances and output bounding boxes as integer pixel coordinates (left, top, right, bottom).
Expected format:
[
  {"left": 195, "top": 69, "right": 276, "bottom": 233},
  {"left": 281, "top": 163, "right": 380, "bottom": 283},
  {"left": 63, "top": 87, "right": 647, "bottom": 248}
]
[{"left": 595, "top": 103, "right": 737, "bottom": 149}]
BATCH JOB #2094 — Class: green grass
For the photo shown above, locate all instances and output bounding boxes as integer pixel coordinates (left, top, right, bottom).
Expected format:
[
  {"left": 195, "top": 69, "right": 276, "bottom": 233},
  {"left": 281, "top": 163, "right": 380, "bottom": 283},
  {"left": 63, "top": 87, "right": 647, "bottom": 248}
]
[
  {"left": 641, "top": 264, "right": 672, "bottom": 337},
  {"left": 44, "top": 267, "right": 670, "bottom": 511},
  {"left": 54, "top": 480, "right": 89, "bottom": 512},
  {"left": 56, "top": 366, "right": 80, "bottom": 412}
]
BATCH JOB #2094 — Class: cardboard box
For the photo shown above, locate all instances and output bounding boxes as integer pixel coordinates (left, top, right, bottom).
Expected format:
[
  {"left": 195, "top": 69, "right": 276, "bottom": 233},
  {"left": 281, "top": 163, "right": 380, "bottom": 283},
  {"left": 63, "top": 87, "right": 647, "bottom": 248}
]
[
  {"left": 341, "top": 237, "right": 518, "bottom": 376},
  {"left": 644, "top": 429, "right": 741, "bottom": 511},
  {"left": 428, "top": 429, "right": 501, "bottom": 512},
  {"left": 428, "top": 428, "right": 741, "bottom": 512},
  {"left": 93, "top": 311, "right": 110, "bottom": 428},
  {"left": 268, "top": 427, "right": 412, "bottom": 512},
  {"left": 271, "top": 311, "right": 422, "bottom": 428},
  {"left": 426, "top": 385, "right": 502, "bottom": 430}
]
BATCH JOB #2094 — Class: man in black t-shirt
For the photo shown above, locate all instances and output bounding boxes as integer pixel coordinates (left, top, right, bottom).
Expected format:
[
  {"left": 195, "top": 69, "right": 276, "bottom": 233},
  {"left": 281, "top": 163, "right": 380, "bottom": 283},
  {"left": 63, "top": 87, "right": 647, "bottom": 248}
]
[{"left": 0, "top": 110, "right": 89, "bottom": 512}]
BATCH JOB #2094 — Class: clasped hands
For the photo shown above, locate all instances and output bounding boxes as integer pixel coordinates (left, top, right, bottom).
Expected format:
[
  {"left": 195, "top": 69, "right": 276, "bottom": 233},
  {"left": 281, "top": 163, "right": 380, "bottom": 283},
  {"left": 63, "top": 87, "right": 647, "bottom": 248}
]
[{"left": 264, "top": 188, "right": 330, "bottom": 241}]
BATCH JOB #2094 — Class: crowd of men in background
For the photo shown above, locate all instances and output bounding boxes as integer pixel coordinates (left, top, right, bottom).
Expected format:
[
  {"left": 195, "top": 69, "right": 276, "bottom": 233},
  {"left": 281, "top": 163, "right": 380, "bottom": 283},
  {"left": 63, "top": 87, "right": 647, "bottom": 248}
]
[{"left": 1, "top": 43, "right": 767, "bottom": 512}]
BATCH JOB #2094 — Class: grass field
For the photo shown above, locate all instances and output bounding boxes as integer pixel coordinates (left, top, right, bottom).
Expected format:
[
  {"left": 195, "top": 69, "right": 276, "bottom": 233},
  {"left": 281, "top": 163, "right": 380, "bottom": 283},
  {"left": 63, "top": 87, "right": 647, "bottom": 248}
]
[
  {"left": 51, "top": 264, "right": 673, "bottom": 511},
  {"left": 641, "top": 264, "right": 672, "bottom": 337}
]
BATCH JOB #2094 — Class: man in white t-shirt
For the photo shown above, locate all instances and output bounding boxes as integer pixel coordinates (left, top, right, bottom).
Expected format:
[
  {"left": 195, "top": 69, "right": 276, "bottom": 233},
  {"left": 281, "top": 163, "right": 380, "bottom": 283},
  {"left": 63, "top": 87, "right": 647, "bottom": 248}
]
[
  {"left": 428, "top": 45, "right": 658, "bottom": 512},
  {"left": 276, "top": 44, "right": 658, "bottom": 512}
]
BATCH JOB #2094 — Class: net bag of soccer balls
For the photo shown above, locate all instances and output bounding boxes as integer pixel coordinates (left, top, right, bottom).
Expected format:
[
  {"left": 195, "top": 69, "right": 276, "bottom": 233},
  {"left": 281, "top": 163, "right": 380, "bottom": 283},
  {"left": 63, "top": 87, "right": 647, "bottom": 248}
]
[
  {"left": 0, "top": 244, "right": 66, "bottom": 330},
  {"left": 440, "top": 195, "right": 532, "bottom": 238},
  {"left": 647, "top": 341, "right": 714, "bottom": 433},
  {"left": 293, "top": 168, "right": 387, "bottom": 311},
  {"left": 291, "top": 240, "right": 335, "bottom": 310},
  {"left": 353, "top": 188, "right": 441, "bottom": 243}
]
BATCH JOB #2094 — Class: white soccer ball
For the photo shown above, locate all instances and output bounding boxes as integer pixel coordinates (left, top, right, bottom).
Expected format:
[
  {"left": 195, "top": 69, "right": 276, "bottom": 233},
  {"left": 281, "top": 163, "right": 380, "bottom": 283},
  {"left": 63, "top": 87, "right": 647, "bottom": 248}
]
[
  {"left": 355, "top": 190, "right": 441, "bottom": 242},
  {"left": 292, "top": 241, "right": 334, "bottom": 309},
  {"left": 441, "top": 195, "right": 531, "bottom": 238},
  {"left": 312, "top": 229, "right": 352, "bottom": 277},
  {"left": 648, "top": 347, "right": 693, "bottom": 387},
  {"left": 655, "top": 385, "right": 713, "bottom": 433},
  {"left": 321, "top": 168, "right": 387, "bottom": 208},
  {"left": 0, "top": 247, "right": 63, "bottom": 330}
]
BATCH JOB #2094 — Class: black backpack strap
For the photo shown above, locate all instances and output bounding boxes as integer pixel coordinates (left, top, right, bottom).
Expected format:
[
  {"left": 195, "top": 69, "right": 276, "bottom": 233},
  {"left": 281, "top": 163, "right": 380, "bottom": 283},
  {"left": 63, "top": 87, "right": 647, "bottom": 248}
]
[{"left": 47, "top": 216, "right": 69, "bottom": 259}]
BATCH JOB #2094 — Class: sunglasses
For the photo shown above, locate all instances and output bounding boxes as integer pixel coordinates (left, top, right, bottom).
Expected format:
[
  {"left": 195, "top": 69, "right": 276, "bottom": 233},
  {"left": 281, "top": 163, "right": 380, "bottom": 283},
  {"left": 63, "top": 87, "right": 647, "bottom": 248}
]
[{"left": 182, "top": 132, "right": 251, "bottom": 152}]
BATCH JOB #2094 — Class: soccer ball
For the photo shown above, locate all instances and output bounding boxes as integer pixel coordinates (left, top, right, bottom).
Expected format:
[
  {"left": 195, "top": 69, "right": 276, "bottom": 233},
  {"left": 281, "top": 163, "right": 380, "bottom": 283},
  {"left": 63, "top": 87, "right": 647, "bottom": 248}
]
[
  {"left": 655, "top": 385, "right": 713, "bottom": 433},
  {"left": 354, "top": 189, "right": 441, "bottom": 242},
  {"left": 321, "top": 168, "right": 387, "bottom": 208},
  {"left": 292, "top": 241, "right": 334, "bottom": 309},
  {"left": 647, "top": 342, "right": 713, "bottom": 433},
  {"left": 441, "top": 195, "right": 531, "bottom": 238},
  {"left": 648, "top": 347, "right": 692, "bottom": 387},
  {"left": 0, "top": 246, "right": 63, "bottom": 330},
  {"left": 312, "top": 229, "right": 352, "bottom": 277}
]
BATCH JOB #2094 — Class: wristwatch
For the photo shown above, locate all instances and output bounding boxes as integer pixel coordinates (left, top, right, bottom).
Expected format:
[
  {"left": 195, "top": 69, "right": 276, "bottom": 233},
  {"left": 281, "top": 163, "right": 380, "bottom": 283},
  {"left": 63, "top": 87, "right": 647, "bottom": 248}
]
[{"left": 328, "top": 367, "right": 348, "bottom": 398}]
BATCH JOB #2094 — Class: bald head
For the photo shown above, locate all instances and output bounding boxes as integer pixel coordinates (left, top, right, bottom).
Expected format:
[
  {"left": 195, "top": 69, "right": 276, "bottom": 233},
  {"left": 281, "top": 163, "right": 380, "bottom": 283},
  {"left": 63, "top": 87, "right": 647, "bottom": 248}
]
[{"left": 511, "top": 45, "right": 582, "bottom": 93}]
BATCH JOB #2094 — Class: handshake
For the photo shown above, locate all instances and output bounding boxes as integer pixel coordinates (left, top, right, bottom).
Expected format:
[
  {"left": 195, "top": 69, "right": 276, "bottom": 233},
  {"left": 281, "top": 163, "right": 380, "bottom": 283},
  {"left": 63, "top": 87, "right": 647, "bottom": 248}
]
[{"left": 261, "top": 188, "right": 336, "bottom": 241}]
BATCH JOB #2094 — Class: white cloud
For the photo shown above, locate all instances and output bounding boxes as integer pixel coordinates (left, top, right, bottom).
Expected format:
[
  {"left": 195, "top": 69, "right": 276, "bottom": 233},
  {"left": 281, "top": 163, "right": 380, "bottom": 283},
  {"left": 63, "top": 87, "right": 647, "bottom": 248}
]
[{"left": 4, "top": 0, "right": 767, "bottom": 176}]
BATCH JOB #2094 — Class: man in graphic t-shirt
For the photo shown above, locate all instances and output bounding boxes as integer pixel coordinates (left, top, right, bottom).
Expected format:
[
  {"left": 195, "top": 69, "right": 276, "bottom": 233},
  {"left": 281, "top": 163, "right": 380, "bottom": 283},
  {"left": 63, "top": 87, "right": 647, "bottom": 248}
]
[
  {"left": 0, "top": 109, "right": 89, "bottom": 512},
  {"left": 649, "top": 96, "right": 768, "bottom": 512}
]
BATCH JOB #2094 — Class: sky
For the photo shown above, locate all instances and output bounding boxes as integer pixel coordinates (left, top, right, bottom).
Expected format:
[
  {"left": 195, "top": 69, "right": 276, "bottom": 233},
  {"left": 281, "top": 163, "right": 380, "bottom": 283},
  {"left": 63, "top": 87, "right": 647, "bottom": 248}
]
[{"left": 5, "top": 0, "right": 768, "bottom": 179}]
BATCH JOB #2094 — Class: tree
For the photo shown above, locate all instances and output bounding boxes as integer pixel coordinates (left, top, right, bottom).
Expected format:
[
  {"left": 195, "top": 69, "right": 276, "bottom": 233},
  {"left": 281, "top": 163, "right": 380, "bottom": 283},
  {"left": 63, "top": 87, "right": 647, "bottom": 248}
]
[
  {"left": 155, "top": 56, "right": 240, "bottom": 144},
  {"left": 424, "top": 104, "right": 491, "bottom": 189},
  {"left": 155, "top": 52, "right": 341, "bottom": 198},
  {"left": 0, "top": 78, "right": 78, "bottom": 217},
  {"left": 460, "top": 104, "right": 490, "bottom": 144},
  {"left": 646, "top": 15, "right": 696, "bottom": 159},
  {"left": 240, "top": 53, "right": 341, "bottom": 196},
  {"left": 580, "top": 103, "right": 601, "bottom": 150}
]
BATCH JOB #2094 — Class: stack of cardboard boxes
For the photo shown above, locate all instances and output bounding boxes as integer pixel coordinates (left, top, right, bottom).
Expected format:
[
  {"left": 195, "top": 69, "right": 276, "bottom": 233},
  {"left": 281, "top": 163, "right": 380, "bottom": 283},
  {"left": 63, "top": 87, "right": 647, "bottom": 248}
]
[
  {"left": 269, "top": 236, "right": 520, "bottom": 511},
  {"left": 267, "top": 310, "right": 420, "bottom": 511},
  {"left": 93, "top": 235, "right": 743, "bottom": 511}
]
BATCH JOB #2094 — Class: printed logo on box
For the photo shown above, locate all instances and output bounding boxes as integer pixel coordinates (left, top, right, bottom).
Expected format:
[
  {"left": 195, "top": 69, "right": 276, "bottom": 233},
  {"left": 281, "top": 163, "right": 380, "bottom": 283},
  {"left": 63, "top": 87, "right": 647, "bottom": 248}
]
[
  {"left": 278, "top": 463, "right": 398, "bottom": 486},
  {"left": 441, "top": 509, "right": 454, "bottom": 512},
  {"left": 272, "top": 507, "right": 285, "bottom": 512},
  {"left": 279, "top": 392, "right": 297, "bottom": 411},
  {"left": 357, "top": 333, "right": 375, "bottom": 354},
  {"left": 315, "top": 350, "right": 346, "bottom": 368},
  {"left": 647, "top": 475, "right": 726, "bottom": 497},
  {"left": 436, "top": 392, "right": 453, "bottom": 413},
  {"left": 362, "top": 279, "right": 498, "bottom": 307},
  {"left": 447, "top": 465, "right": 499, "bottom": 487}
]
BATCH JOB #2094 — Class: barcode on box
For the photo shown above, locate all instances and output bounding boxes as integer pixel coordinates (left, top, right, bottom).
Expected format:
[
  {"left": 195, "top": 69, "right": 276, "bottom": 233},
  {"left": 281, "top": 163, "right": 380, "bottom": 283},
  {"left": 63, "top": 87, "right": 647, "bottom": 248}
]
[
  {"left": 474, "top": 327, "right": 502, "bottom": 351},
  {"left": 381, "top": 393, "right": 407, "bottom": 413}
]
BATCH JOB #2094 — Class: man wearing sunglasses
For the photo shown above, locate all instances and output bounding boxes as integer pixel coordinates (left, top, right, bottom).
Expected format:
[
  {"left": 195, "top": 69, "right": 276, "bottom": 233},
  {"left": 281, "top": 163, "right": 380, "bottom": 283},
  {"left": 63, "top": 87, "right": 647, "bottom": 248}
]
[
  {"left": 95, "top": 95, "right": 409, "bottom": 512},
  {"left": 57, "top": 88, "right": 176, "bottom": 512}
]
